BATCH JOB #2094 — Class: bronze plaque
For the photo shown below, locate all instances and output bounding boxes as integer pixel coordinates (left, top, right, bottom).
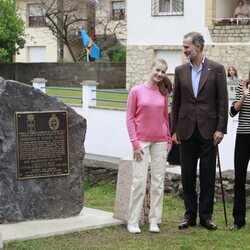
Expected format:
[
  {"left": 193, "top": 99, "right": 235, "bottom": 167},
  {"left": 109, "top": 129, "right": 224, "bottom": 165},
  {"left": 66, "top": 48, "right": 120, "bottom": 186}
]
[{"left": 15, "top": 111, "right": 69, "bottom": 180}]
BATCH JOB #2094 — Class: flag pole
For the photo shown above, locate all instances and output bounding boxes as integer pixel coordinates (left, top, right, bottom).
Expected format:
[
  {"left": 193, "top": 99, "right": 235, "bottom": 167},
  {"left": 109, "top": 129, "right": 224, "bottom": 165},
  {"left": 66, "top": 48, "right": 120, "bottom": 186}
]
[{"left": 86, "top": 50, "right": 89, "bottom": 62}]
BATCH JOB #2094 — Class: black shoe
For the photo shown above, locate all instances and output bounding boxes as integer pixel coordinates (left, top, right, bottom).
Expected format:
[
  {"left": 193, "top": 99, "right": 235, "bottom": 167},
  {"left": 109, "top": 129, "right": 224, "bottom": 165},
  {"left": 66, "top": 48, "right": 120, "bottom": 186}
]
[
  {"left": 229, "top": 223, "right": 244, "bottom": 231},
  {"left": 200, "top": 220, "right": 217, "bottom": 230},
  {"left": 178, "top": 219, "right": 196, "bottom": 230}
]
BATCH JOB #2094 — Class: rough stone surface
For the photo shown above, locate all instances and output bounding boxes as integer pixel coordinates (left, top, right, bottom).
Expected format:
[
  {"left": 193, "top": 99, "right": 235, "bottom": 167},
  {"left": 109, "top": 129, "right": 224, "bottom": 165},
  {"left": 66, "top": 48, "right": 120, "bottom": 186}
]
[
  {"left": 84, "top": 154, "right": 119, "bottom": 186},
  {"left": 113, "top": 159, "right": 150, "bottom": 225},
  {"left": 126, "top": 44, "right": 249, "bottom": 89},
  {"left": 0, "top": 79, "right": 86, "bottom": 223},
  {"left": 84, "top": 156, "right": 250, "bottom": 204}
]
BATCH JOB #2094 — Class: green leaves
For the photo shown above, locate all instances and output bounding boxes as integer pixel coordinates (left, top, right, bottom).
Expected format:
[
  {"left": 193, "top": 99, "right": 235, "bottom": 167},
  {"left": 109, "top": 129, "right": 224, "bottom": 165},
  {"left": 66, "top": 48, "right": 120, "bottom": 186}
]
[
  {"left": 0, "top": 0, "right": 25, "bottom": 63},
  {"left": 107, "top": 45, "right": 126, "bottom": 62}
]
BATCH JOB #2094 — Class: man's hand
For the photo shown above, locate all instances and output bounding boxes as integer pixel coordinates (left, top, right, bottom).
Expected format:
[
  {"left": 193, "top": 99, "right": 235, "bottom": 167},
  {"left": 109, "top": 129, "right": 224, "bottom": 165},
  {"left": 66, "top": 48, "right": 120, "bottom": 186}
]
[
  {"left": 172, "top": 132, "right": 180, "bottom": 144},
  {"left": 133, "top": 148, "right": 144, "bottom": 162},
  {"left": 213, "top": 131, "right": 224, "bottom": 145}
]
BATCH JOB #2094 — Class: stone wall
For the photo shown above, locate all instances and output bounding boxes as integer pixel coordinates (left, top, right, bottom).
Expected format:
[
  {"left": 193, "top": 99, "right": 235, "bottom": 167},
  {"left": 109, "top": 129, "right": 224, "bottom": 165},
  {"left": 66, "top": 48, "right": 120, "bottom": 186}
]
[
  {"left": 0, "top": 62, "right": 126, "bottom": 89},
  {"left": 208, "top": 25, "right": 250, "bottom": 43},
  {"left": 126, "top": 44, "right": 249, "bottom": 89},
  {"left": 83, "top": 158, "right": 250, "bottom": 203}
]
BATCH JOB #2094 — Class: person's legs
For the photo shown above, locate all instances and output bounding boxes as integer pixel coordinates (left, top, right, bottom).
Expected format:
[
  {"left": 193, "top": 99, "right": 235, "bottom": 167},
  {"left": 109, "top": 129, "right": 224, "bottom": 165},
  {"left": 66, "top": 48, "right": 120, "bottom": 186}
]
[
  {"left": 149, "top": 141, "right": 167, "bottom": 224},
  {"left": 127, "top": 142, "right": 150, "bottom": 227},
  {"left": 180, "top": 128, "right": 199, "bottom": 223},
  {"left": 198, "top": 136, "right": 216, "bottom": 222},
  {"left": 233, "top": 134, "right": 250, "bottom": 227}
]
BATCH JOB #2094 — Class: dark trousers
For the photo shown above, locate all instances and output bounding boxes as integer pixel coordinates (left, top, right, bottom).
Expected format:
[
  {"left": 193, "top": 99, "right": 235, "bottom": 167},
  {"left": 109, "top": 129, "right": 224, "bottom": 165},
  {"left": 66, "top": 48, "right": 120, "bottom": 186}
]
[
  {"left": 180, "top": 125, "right": 216, "bottom": 222},
  {"left": 233, "top": 134, "right": 250, "bottom": 226}
]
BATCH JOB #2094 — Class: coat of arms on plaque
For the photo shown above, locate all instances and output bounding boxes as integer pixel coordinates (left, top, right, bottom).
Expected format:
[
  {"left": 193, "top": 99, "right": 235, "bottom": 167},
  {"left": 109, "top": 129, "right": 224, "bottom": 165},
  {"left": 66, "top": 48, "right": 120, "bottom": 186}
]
[
  {"left": 26, "top": 114, "right": 36, "bottom": 132},
  {"left": 48, "top": 113, "right": 60, "bottom": 130}
]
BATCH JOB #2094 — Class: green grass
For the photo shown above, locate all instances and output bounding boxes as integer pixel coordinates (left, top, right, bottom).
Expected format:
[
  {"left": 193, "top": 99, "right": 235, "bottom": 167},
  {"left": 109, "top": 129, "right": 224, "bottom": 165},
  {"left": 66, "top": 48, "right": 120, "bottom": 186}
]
[
  {"left": 4, "top": 182, "right": 250, "bottom": 250},
  {"left": 46, "top": 88, "right": 128, "bottom": 108},
  {"left": 46, "top": 87, "right": 172, "bottom": 110}
]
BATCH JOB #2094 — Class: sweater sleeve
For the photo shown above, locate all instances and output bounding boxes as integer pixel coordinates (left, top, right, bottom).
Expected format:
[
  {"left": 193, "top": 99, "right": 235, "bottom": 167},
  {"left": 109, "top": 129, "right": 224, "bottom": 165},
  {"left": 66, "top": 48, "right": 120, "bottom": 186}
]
[
  {"left": 164, "top": 95, "right": 173, "bottom": 151},
  {"left": 126, "top": 88, "right": 140, "bottom": 150}
]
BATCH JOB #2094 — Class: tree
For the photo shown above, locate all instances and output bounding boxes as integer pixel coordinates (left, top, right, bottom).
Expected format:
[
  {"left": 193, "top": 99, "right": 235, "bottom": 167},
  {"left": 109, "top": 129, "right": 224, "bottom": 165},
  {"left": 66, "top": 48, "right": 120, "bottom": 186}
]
[
  {"left": 0, "top": 0, "right": 25, "bottom": 63},
  {"left": 30, "top": 0, "right": 96, "bottom": 62},
  {"left": 27, "top": 0, "right": 125, "bottom": 62}
]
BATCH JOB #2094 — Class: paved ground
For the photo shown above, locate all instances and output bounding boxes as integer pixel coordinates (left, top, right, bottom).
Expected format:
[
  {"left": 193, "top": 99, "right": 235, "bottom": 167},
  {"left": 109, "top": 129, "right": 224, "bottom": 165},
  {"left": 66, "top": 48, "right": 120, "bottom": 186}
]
[{"left": 0, "top": 207, "right": 124, "bottom": 243}]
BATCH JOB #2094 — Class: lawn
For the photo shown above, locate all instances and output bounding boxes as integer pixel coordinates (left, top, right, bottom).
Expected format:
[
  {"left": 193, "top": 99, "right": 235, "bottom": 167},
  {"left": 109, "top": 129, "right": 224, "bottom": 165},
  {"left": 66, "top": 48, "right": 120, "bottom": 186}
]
[
  {"left": 46, "top": 87, "right": 128, "bottom": 109},
  {"left": 45, "top": 87, "right": 172, "bottom": 110},
  {"left": 4, "top": 182, "right": 250, "bottom": 250}
]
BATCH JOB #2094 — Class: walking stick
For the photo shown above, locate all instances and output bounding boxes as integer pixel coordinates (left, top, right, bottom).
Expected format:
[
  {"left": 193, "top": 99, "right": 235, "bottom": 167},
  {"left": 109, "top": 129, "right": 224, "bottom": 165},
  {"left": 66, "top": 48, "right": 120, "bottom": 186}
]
[{"left": 216, "top": 145, "right": 228, "bottom": 227}]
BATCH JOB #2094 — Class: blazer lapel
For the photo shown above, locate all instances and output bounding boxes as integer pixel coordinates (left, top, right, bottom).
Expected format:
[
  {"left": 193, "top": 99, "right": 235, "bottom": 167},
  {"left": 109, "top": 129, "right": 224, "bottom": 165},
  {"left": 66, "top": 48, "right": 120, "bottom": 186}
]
[
  {"left": 197, "top": 58, "right": 212, "bottom": 95},
  {"left": 183, "top": 63, "right": 195, "bottom": 98}
]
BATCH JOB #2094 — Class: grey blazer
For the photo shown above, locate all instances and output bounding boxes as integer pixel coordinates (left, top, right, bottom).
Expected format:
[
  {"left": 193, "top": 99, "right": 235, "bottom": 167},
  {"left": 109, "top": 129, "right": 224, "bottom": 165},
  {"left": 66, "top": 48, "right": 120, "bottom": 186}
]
[{"left": 171, "top": 58, "right": 228, "bottom": 140}]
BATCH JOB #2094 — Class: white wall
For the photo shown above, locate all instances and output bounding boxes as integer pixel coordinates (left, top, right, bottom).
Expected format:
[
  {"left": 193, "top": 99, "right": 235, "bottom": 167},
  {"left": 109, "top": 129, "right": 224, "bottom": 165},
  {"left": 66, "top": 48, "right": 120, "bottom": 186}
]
[
  {"left": 73, "top": 106, "right": 132, "bottom": 160},
  {"left": 127, "top": 0, "right": 214, "bottom": 46},
  {"left": 71, "top": 103, "right": 249, "bottom": 171}
]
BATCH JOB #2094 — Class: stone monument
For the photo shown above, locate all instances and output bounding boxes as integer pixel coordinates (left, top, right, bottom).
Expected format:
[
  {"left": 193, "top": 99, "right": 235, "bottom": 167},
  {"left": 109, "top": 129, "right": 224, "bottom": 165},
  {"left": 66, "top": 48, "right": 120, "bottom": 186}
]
[
  {"left": 113, "top": 159, "right": 151, "bottom": 225},
  {"left": 0, "top": 78, "right": 86, "bottom": 223}
]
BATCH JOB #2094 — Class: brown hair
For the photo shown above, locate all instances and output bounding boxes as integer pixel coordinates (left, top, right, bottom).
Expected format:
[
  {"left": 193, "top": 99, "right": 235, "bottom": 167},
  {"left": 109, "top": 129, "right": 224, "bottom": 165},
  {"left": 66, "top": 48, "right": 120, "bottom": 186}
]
[
  {"left": 184, "top": 32, "right": 205, "bottom": 52},
  {"left": 158, "top": 76, "right": 173, "bottom": 96},
  {"left": 150, "top": 58, "right": 172, "bottom": 96},
  {"left": 227, "top": 66, "right": 238, "bottom": 78}
]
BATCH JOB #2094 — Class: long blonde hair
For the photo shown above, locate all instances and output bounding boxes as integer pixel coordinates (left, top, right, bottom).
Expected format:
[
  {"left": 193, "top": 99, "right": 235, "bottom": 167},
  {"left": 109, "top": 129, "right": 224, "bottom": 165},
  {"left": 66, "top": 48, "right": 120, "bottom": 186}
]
[{"left": 150, "top": 58, "right": 172, "bottom": 96}]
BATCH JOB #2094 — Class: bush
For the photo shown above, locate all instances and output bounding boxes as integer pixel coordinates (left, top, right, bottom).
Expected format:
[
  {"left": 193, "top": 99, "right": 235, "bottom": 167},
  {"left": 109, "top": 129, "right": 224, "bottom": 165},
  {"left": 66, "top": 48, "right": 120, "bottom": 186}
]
[{"left": 107, "top": 45, "right": 126, "bottom": 62}]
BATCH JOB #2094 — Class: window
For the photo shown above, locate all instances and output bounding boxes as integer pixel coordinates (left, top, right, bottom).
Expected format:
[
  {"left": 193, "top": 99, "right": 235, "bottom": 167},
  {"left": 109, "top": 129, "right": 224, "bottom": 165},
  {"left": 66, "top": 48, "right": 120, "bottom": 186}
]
[
  {"left": 28, "top": 4, "right": 45, "bottom": 27},
  {"left": 28, "top": 46, "right": 46, "bottom": 62},
  {"left": 112, "top": 1, "right": 125, "bottom": 20},
  {"left": 152, "top": 0, "right": 184, "bottom": 16},
  {"left": 156, "top": 50, "right": 182, "bottom": 74}
]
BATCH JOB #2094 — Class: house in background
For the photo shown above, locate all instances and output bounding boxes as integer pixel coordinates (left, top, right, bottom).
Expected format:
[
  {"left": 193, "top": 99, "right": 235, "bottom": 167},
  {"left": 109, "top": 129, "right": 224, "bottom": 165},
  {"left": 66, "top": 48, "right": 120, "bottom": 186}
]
[
  {"left": 15, "top": 0, "right": 95, "bottom": 62},
  {"left": 95, "top": 0, "right": 127, "bottom": 45},
  {"left": 126, "top": 0, "right": 250, "bottom": 89},
  {"left": 15, "top": 0, "right": 126, "bottom": 63}
]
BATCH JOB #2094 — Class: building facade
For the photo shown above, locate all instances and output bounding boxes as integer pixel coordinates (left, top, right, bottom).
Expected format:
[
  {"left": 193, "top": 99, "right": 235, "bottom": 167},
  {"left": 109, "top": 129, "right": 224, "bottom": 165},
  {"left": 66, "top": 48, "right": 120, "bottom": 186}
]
[
  {"left": 16, "top": 0, "right": 95, "bottom": 62},
  {"left": 95, "top": 0, "right": 127, "bottom": 45},
  {"left": 126, "top": 0, "right": 250, "bottom": 89}
]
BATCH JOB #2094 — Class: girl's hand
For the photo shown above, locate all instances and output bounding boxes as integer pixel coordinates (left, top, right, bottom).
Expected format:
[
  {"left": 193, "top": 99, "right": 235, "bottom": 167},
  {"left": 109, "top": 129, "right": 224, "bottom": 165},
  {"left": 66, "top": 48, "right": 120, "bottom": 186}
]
[{"left": 133, "top": 148, "right": 144, "bottom": 162}]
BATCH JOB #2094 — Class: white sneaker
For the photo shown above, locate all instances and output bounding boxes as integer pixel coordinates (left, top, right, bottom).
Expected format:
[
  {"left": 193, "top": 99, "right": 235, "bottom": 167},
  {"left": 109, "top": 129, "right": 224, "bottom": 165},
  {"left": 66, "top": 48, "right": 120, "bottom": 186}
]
[
  {"left": 127, "top": 224, "right": 141, "bottom": 234},
  {"left": 149, "top": 223, "right": 160, "bottom": 233}
]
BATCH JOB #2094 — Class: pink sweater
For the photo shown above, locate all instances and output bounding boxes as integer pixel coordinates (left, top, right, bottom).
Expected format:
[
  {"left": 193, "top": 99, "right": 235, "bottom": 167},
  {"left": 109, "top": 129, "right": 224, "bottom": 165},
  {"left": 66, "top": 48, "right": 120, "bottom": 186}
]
[{"left": 126, "top": 84, "right": 172, "bottom": 150}]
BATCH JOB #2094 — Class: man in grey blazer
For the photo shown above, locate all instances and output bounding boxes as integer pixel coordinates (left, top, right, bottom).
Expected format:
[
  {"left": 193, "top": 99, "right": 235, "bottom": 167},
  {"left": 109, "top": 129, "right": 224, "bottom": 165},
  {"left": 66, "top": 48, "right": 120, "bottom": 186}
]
[{"left": 172, "top": 32, "right": 228, "bottom": 230}]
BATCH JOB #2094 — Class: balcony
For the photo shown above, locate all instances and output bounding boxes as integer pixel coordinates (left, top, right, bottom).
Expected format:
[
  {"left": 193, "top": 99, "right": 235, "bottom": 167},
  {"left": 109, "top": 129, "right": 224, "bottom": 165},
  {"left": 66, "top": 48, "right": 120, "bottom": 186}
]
[{"left": 208, "top": 17, "right": 250, "bottom": 43}]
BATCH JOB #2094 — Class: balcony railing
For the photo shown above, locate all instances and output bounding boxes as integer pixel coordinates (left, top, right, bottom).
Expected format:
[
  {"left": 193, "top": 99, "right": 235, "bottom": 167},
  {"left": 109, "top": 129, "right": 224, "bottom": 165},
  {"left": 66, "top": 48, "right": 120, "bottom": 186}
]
[{"left": 213, "top": 17, "right": 250, "bottom": 26}]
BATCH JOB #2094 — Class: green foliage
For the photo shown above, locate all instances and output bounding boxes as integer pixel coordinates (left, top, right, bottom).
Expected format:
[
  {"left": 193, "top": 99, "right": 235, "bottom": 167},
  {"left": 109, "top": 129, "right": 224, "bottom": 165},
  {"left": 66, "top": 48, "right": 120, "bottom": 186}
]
[
  {"left": 107, "top": 45, "right": 126, "bottom": 62},
  {"left": 0, "top": 0, "right": 25, "bottom": 63}
]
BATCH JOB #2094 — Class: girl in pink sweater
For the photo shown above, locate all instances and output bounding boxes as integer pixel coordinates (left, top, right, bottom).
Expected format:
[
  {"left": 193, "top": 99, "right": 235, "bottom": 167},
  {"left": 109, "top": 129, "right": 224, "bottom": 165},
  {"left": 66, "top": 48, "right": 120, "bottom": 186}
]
[{"left": 126, "top": 58, "right": 172, "bottom": 234}]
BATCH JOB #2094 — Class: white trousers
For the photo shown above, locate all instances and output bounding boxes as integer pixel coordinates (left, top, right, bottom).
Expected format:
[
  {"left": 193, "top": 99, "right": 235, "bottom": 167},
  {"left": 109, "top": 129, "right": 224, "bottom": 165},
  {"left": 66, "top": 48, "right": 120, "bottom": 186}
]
[{"left": 127, "top": 141, "right": 167, "bottom": 227}]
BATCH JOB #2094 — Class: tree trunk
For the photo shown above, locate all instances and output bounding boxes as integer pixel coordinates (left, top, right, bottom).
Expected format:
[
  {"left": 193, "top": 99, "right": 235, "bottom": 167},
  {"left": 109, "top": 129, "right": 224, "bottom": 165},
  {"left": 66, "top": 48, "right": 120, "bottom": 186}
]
[{"left": 57, "top": 0, "right": 64, "bottom": 60}]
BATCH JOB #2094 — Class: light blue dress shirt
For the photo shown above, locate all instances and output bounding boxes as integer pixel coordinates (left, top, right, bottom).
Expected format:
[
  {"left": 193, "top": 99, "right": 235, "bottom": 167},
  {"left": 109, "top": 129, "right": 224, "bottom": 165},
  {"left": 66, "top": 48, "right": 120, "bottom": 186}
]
[{"left": 189, "top": 57, "right": 205, "bottom": 98}]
